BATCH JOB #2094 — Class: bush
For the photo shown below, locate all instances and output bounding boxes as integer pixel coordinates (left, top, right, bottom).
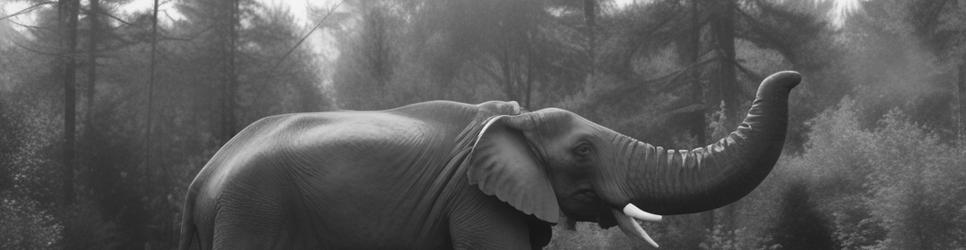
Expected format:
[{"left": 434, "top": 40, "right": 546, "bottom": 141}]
[
  {"left": 862, "top": 110, "right": 966, "bottom": 249},
  {"left": 768, "top": 181, "right": 835, "bottom": 250},
  {"left": 59, "top": 200, "right": 122, "bottom": 250},
  {"left": 786, "top": 98, "right": 966, "bottom": 249},
  {"left": 0, "top": 192, "right": 62, "bottom": 249}
]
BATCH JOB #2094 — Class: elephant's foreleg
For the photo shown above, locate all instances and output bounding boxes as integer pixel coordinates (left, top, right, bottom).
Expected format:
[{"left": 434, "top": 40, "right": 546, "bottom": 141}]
[
  {"left": 211, "top": 200, "right": 291, "bottom": 249},
  {"left": 210, "top": 188, "right": 320, "bottom": 249},
  {"left": 449, "top": 194, "right": 534, "bottom": 250}
]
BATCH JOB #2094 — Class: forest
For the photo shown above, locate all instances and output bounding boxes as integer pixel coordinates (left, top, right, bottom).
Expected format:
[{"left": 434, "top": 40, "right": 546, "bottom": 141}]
[{"left": 1, "top": 0, "right": 965, "bottom": 249}]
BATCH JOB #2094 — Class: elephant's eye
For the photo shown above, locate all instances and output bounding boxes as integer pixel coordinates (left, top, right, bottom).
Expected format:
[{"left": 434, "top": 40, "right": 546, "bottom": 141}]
[{"left": 573, "top": 143, "right": 593, "bottom": 157}]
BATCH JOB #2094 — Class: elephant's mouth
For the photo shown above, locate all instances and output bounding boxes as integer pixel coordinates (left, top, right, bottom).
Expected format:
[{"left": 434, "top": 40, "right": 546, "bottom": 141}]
[
  {"left": 563, "top": 189, "right": 602, "bottom": 221},
  {"left": 573, "top": 189, "right": 599, "bottom": 203}
]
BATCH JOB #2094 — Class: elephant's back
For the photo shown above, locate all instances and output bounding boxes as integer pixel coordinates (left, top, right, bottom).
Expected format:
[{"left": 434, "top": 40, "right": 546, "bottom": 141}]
[
  {"left": 186, "top": 101, "right": 519, "bottom": 248},
  {"left": 193, "top": 100, "right": 519, "bottom": 198},
  {"left": 196, "top": 110, "right": 438, "bottom": 195},
  {"left": 191, "top": 110, "right": 466, "bottom": 248}
]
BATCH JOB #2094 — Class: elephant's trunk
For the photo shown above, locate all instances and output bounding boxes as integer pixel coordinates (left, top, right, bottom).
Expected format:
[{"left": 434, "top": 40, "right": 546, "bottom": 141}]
[{"left": 618, "top": 71, "right": 800, "bottom": 215}]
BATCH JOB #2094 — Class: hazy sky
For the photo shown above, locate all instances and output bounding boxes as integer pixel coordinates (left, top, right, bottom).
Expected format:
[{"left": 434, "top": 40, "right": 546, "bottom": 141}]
[
  {"left": 2, "top": 0, "right": 862, "bottom": 70},
  {"left": 117, "top": 0, "right": 346, "bottom": 26},
  {"left": 1, "top": 0, "right": 865, "bottom": 32}
]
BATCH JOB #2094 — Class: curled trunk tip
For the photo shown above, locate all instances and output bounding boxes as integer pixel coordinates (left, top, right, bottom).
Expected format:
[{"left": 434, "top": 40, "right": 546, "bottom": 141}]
[{"left": 622, "top": 71, "right": 801, "bottom": 215}]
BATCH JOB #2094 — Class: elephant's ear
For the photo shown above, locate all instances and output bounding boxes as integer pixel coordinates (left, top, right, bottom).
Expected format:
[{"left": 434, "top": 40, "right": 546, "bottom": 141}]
[{"left": 467, "top": 115, "right": 560, "bottom": 223}]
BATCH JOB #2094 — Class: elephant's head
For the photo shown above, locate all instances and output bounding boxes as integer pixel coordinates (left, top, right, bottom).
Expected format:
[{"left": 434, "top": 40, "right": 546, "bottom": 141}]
[{"left": 467, "top": 71, "right": 801, "bottom": 247}]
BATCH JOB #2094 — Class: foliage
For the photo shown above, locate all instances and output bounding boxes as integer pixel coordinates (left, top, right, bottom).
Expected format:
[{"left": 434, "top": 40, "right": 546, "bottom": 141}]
[
  {"left": 864, "top": 110, "right": 966, "bottom": 249},
  {"left": 0, "top": 65, "right": 64, "bottom": 206},
  {"left": 700, "top": 225, "right": 776, "bottom": 250},
  {"left": 0, "top": 192, "right": 62, "bottom": 250},
  {"left": 767, "top": 181, "right": 835, "bottom": 250},
  {"left": 785, "top": 99, "right": 882, "bottom": 249},
  {"left": 787, "top": 99, "right": 966, "bottom": 249},
  {"left": 545, "top": 223, "right": 628, "bottom": 249},
  {"left": 1, "top": 0, "right": 330, "bottom": 248},
  {"left": 60, "top": 200, "right": 121, "bottom": 250}
]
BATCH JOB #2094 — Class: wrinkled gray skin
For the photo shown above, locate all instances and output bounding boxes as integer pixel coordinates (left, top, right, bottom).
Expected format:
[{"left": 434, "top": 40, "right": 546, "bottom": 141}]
[{"left": 179, "top": 71, "right": 801, "bottom": 249}]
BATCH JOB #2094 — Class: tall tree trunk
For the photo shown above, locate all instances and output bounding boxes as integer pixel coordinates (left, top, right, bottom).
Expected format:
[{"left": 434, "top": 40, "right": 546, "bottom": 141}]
[
  {"left": 144, "top": 0, "right": 159, "bottom": 173},
  {"left": 584, "top": 0, "right": 597, "bottom": 76},
  {"left": 711, "top": 0, "right": 739, "bottom": 233},
  {"left": 501, "top": 40, "right": 517, "bottom": 101},
  {"left": 221, "top": 0, "right": 239, "bottom": 143},
  {"left": 59, "top": 0, "right": 80, "bottom": 207},
  {"left": 143, "top": 0, "right": 161, "bottom": 247},
  {"left": 958, "top": 63, "right": 966, "bottom": 143},
  {"left": 524, "top": 33, "right": 534, "bottom": 109},
  {"left": 712, "top": 0, "right": 738, "bottom": 130},
  {"left": 85, "top": 0, "right": 98, "bottom": 127},
  {"left": 84, "top": 0, "right": 99, "bottom": 194},
  {"left": 687, "top": 0, "right": 716, "bottom": 238},
  {"left": 371, "top": 9, "right": 389, "bottom": 88},
  {"left": 688, "top": 0, "right": 706, "bottom": 148}
]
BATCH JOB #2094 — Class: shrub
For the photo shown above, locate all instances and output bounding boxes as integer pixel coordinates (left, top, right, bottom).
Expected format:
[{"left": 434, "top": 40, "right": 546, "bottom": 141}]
[{"left": 0, "top": 192, "right": 62, "bottom": 249}]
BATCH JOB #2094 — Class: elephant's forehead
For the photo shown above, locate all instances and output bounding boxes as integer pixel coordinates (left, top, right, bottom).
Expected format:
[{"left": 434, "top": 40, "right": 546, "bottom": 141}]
[{"left": 542, "top": 113, "right": 610, "bottom": 138}]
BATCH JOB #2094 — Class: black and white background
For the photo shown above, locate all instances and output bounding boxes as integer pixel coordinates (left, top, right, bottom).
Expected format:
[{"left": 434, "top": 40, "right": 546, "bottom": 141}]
[{"left": 1, "top": 0, "right": 964, "bottom": 249}]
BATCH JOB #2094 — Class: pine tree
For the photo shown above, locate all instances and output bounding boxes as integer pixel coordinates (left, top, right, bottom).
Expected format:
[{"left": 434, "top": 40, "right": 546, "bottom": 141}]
[{"left": 770, "top": 181, "right": 836, "bottom": 250}]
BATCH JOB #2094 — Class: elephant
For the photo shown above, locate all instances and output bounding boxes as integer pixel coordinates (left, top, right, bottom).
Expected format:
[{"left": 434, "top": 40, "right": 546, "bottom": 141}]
[{"left": 178, "top": 71, "right": 802, "bottom": 249}]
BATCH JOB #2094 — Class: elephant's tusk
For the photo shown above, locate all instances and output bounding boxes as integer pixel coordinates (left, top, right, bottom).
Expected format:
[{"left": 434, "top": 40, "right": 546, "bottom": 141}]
[
  {"left": 623, "top": 203, "right": 663, "bottom": 222},
  {"left": 612, "top": 209, "right": 660, "bottom": 248}
]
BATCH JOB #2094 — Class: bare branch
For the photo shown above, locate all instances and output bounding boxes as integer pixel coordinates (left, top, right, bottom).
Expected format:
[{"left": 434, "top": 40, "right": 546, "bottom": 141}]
[
  {"left": 269, "top": 0, "right": 344, "bottom": 72},
  {"left": 591, "top": 51, "right": 718, "bottom": 107},
  {"left": 13, "top": 41, "right": 60, "bottom": 56},
  {"left": 731, "top": 60, "right": 762, "bottom": 99},
  {"left": 469, "top": 59, "right": 504, "bottom": 83},
  {"left": 653, "top": 53, "right": 718, "bottom": 91},
  {"left": 0, "top": 1, "right": 55, "bottom": 21},
  {"left": 733, "top": 60, "right": 763, "bottom": 82},
  {"left": 100, "top": 11, "right": 134, "bottom": 26},
  {"left": 7, "top": 18, "right": 54, "bottom": 31}
]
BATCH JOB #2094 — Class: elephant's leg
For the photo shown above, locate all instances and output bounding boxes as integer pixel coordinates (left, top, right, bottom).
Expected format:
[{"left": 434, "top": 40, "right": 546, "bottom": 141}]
[
  {"left": 210, "top": 190, "right": 320, "bottom": 249},
  {"left": 449, "top": 194, "right": 534, "bottom": 250},
  {"left": 211, "top": 199, "right": 290, "bottom": 250}
]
